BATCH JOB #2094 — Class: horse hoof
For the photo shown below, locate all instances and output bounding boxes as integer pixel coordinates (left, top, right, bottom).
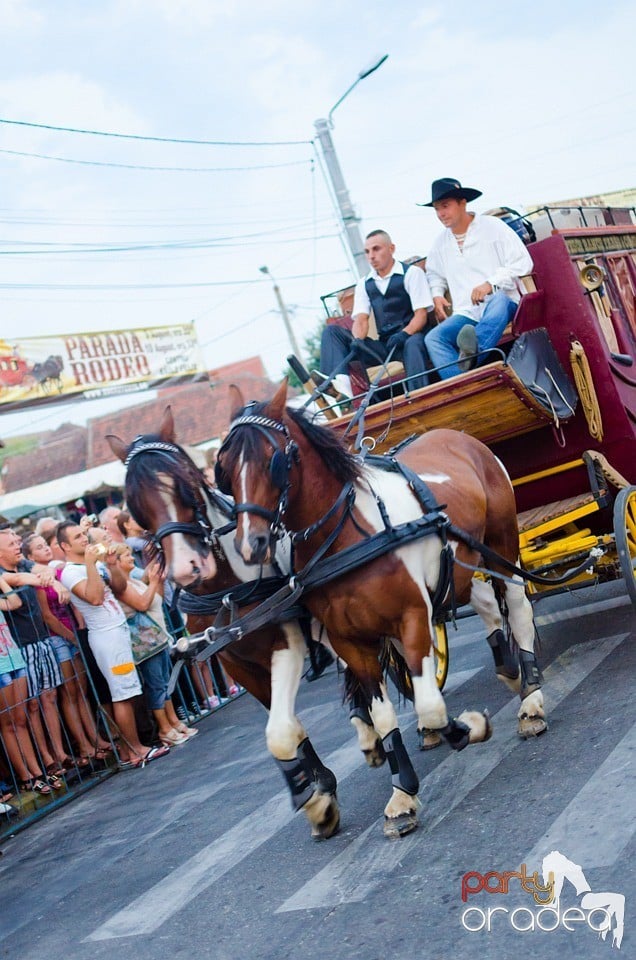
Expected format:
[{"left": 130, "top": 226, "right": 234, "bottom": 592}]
[
  {"left": 363, "top": 740, "right": 387, "bottom": 767},
  {"left": 417, "top": 728, "right": 443, "bottom": 751},
  {"left": 383, "top": 812, "right": 418, "bottom": 839},
  {"left": 457, "top": 709, "right": 493, "bottom": 744},
  {"left": 518, "top": 714, "right": 548, "bottom": 739},
  {"left": 310, "top": 797, "right": 340, "bottom": 840}
]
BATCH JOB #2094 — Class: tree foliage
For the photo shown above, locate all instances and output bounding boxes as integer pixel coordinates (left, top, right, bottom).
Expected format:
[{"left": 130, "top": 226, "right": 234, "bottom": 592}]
[{"left": 283, "top": 319, "right": 322, "bottom": 388}]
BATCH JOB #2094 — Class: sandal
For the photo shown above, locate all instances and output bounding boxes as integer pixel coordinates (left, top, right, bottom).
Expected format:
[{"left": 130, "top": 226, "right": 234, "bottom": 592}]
[
  {"left": 159, "top": 728, "right": 189, "bottom": 747},
  {"left": 46, "top": 773, "right": 64, "bottom": 790},
  {"left": 175, "top": 723, "right": 198, "bottom": 739},
  {"left": 129, "top": 745, "right": 170, "bottom": 768},
  {"left": 19, "top": 778, "right": 52, "bottom": 796}
]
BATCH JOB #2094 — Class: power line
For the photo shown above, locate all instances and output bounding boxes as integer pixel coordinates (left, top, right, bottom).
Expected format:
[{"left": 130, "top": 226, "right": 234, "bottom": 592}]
[
  {"left": 0, "top": 232, "right": 340, "bottom": 257},
  {"left": 0, "top": 147, "right": 312, "bottom": 173},
  {"left": 0, "top": 116, "right": 312, "bottom": 147},
  {"left": 0, "top": 269, "right": 350, "bottom": 291}
]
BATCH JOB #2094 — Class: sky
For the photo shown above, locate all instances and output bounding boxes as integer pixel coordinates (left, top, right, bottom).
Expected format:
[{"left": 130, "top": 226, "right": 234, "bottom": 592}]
[{"left": 0, "top": 0, "right": 634, "bottom": 441}]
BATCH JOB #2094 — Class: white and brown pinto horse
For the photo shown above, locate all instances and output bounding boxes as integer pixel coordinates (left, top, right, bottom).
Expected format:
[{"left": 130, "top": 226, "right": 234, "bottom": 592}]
[
  {"left": 107, "top": 411, "right": 342, "bottom": 840},
  {"left": 215, "top": 382, "right": 546, "bottom": 838}
]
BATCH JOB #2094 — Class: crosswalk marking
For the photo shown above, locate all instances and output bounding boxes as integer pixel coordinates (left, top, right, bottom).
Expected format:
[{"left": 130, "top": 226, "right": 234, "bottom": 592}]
[
  {"left": 85, "top": 668, "right": 482, "bottom": 940},
  {"left": 525, "top": 721, "right": 636, "bottom": 870},
  {"left": 441, "top": 592, "right": 631, "bottom": 650},
  {"left": 276, "top": 633, "right": 627, "bottom": 913},
  {"left": 535, "top": 593, "right": 631, "bottom": 626}
]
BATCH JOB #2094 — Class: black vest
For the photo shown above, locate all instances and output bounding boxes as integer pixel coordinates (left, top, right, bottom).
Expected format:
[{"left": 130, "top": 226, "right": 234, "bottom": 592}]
[{"left": 365, "top": 264, "right": 412, "bottom": 342}]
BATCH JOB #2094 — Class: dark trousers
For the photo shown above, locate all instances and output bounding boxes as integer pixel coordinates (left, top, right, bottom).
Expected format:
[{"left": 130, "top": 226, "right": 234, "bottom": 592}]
[{"left": 320, "top": 325, "right": 432, "bottom": 391}]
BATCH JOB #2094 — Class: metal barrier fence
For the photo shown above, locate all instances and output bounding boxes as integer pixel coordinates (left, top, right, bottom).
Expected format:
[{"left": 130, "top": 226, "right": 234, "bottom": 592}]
[{"left": 0, "top": 630, "right": 243, "bottom": 842}]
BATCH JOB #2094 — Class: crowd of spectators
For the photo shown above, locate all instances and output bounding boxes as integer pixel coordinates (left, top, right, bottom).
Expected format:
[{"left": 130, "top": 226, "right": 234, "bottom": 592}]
[{"left": 0, "top": 504, "right": 242, "bottom": 820}]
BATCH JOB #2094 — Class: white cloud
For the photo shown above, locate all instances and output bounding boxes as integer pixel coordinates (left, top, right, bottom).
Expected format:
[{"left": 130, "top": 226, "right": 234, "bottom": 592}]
[{"left": 0, "top": 0, "right": 43, "bottom": 29}]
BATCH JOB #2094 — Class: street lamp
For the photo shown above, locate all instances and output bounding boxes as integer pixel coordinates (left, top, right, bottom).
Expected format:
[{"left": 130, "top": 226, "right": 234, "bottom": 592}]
[
  {"left": 259, "top": 265, "right": 304, "bottom": 360},
  {"left": 314, "top": 54, "right": 389, "bottom": 278}
]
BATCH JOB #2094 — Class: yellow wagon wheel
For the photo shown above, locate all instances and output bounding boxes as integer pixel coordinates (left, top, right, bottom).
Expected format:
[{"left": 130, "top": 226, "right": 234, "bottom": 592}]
[
  {"left": 614, "top": 485, "right": 636, "bottom": 608},
  {"left": 434, "top": 621, "right": 450, "bottom": 691}
]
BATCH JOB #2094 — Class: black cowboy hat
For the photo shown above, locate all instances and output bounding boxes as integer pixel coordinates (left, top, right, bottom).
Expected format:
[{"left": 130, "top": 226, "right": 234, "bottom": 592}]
[{"left": 418, "top": 178, "right": 482, "bottom": 207}]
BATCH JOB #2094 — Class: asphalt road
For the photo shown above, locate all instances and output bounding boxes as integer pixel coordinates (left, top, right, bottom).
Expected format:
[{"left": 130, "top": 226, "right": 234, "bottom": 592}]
[{"left": 1, "top": 580, "right": 633, "bottom": 960}]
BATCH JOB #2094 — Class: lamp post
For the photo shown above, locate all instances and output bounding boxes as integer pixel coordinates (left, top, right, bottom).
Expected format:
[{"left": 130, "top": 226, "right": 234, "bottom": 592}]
[
  {"left": 259, "top": 265, "right": 304, "bottom": 360},
  {"left": 314, "top": 54, "right": 389, "bottom": 278}
]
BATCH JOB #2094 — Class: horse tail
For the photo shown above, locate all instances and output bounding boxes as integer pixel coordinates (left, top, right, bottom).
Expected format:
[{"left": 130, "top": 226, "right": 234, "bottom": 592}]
[{"left": 381, "top": 638, "right": 414, "bottom": 703}]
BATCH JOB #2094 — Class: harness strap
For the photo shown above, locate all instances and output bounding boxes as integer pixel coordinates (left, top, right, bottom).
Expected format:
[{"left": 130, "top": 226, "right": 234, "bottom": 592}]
[
  {"left": 366, "top": 453, "right": 442, "bottom": 515},
  {"left": 188, "top": 511, "right": 451, "bottom": 659},
  {"left": 447, "top": 522, "right": 603, "bottom": 586},
  {"left": 178, "top": 576, "right": 291, "bottom": 616}
]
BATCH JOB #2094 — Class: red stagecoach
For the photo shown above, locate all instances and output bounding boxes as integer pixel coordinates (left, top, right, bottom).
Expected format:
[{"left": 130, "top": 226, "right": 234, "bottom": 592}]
[
  {"left": 0, "top": 354, "right": 30, "bottom": 389},
  {"left": 299, "top": 204, "right": 636, "bottom": 632}
]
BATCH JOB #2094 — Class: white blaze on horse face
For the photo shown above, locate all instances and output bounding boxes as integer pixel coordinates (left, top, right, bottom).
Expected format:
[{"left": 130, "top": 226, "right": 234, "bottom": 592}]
[
  {"left": 157, "top": 480, "right": 218, "bottom": 587},
  {"left": 237, "top": 451, "right": 254, "bottom": 563},
  {"left": 265, "top": 623, "right": 307, "bottom": 760},
  {"left": 412, "top": 653, "right": 448, "bottom": 730}
]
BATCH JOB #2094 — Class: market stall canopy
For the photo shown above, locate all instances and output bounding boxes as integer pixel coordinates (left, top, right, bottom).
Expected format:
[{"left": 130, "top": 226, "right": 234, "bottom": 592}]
[{"left": 0, "top": 459, "right": 126, "bottom": 518}]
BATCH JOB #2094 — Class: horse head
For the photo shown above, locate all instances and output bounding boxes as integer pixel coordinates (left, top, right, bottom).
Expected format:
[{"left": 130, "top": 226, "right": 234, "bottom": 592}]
[
  {"left": 106, "top": 406, "right": 223, "bottom": 588},
  {"left": 214, "top": 381, "right": 296, "bottom": 564},
  {"left": 216, "top": 380, "right": 359, "bottom": 565}
]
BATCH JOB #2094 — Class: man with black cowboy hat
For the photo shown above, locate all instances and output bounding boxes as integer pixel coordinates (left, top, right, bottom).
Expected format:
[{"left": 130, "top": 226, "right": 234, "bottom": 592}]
[{"left": 420, "top": 178, "right": 533, "bottom": 377}]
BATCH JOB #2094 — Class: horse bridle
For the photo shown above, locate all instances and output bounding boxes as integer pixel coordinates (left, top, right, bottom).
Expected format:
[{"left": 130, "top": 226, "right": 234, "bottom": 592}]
[
  {"left": 216, "top": 412, "right": 299, "bottom": 534},
  {"left": 124, "top": 438, "right": 231, "bottom": 554}
]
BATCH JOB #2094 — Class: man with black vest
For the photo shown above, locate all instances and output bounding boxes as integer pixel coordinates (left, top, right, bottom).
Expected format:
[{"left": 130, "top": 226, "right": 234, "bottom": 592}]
[{"left": 319, "top": 229, "right": 434, "bottom": 397}]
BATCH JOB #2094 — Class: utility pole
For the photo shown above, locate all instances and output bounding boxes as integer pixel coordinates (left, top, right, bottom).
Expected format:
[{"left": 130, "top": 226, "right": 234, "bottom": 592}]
[
  {"left": 259, "top": 265, "right": 304, "bottom": 360},
  {"left": 314, "top": 54, "right": 389, "bottom": 279}
]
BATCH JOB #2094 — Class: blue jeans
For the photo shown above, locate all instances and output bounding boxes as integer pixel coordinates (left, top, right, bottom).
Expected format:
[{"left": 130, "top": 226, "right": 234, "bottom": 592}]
[
  {"left": 425, "top": 291, "right": 518, "bottom": 380},
  {"left": 138, "top": 648, "right": 171, "bottom": 710}
]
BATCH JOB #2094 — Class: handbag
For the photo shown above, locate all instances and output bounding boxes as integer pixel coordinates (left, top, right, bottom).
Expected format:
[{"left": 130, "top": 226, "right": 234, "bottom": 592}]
[{"left": 126, "top": 610, "right": 170, "bottom": 664}]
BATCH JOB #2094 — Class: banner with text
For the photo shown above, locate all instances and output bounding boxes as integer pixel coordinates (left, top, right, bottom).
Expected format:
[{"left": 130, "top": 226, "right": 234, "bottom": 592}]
[{"left": 0, "top": 324, "right": 207, "bottom": 411}]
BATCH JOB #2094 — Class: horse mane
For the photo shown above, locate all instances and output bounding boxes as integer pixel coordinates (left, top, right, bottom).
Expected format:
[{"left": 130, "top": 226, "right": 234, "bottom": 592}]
[
  {"left": 228, "top": 400, "right": 361, "bottom": 485},
  {"left": 124, "top": 433, "right": 204, "bottom": 531}
]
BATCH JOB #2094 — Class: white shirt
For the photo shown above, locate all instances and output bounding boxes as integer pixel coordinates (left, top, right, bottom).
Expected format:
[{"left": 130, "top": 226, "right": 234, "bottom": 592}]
[
  {"left": 425, "top": 214, "right": 534, "bottom": 322},
  {"left": 352, "top": 260, "right": 433, "bottom": 317},
  {"left": 61, "top": 563, "right": 127, "bottom": 632}
]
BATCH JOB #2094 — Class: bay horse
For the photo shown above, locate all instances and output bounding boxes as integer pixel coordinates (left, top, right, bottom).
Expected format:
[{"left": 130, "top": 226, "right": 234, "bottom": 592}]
[
  {"left": 107, "top": 409, "right": 386, "bottom": 841},
  {"left": 215, "top": 380, "right": 546, "bottom": 838}
]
